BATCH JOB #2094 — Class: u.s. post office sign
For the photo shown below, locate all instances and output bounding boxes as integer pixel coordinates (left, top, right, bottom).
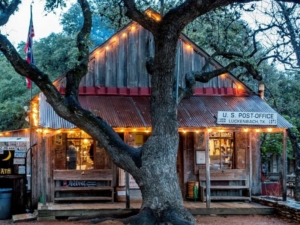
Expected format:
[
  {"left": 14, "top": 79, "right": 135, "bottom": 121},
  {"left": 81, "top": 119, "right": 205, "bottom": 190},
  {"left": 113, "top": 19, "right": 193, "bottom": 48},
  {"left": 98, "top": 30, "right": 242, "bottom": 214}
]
[{"left": 217, "top": 111, "right": 277, "bottom": 125}]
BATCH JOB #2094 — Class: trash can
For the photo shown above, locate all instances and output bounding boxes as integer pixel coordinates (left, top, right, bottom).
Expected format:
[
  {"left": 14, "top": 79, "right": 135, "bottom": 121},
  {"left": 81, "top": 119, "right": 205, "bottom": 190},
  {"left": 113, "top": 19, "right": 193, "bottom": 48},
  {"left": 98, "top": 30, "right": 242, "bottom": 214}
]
[{"left": 0, "top": 188, "right": 12, "bottom": 219}]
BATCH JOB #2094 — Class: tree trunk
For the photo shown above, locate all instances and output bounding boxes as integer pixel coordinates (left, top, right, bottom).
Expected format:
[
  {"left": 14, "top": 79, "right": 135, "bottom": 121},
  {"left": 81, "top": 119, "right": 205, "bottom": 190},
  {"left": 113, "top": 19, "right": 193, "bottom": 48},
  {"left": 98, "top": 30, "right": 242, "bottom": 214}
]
[
  {"left": 120, "top": 27, "right": 195, "bottom": 225},
  {"left": 123, "top": 135, "right": 194, "bottom": 224},
  {"left": 287, "top": 128, "right": 300, "bottom": 201}
]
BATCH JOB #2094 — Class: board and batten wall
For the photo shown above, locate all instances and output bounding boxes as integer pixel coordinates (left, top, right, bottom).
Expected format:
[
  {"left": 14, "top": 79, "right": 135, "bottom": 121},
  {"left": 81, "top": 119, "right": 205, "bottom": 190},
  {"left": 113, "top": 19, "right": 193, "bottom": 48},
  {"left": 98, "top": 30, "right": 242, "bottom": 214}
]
[{"left": 59, "top": 23, "right": 237, "bottom": 91}]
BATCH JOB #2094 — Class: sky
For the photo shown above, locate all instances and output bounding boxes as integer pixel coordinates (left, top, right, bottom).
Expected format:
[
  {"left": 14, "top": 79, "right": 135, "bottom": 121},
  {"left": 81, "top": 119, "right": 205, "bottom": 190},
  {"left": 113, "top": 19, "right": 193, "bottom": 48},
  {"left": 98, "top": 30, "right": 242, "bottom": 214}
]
[{"left": 2, "top": 0, "right": 76, "bottom": 47}]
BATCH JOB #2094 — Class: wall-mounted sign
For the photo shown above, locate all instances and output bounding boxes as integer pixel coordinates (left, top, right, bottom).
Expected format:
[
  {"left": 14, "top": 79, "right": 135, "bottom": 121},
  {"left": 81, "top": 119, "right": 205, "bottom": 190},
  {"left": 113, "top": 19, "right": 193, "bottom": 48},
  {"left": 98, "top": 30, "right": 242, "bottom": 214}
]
[
  {"left": 67, "top": 180, "right": 97, "bottom": 187},
  {"left": 14, "top": 152, "right": 26, "bottom": 158},
  {"left": 18, "top": 166, "right": 26, "bottom": 174},
  {"left": 13, "top": 158, "right": 25, "bottom": 165},
  {"left": 217, "top": 111, "right": 277, "bottom": 125},
  {"left": 0, "top": 168, "right": 12, "bottom": 174}
]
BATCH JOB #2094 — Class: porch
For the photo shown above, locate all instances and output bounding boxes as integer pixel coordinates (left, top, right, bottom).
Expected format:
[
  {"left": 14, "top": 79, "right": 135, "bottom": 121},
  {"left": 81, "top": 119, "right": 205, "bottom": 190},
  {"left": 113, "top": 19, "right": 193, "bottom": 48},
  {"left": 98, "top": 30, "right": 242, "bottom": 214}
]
[{"left": 37, "top": 200, "right": 275, "bottom": 221}]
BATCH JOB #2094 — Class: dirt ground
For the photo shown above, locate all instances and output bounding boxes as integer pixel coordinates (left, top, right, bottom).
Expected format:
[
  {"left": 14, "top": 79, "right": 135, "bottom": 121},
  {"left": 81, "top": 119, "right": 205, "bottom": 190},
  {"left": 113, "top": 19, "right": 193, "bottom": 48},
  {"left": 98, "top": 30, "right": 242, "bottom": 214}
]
[{"left": 0, "top": 214, "right": 298, "bottom": 225}]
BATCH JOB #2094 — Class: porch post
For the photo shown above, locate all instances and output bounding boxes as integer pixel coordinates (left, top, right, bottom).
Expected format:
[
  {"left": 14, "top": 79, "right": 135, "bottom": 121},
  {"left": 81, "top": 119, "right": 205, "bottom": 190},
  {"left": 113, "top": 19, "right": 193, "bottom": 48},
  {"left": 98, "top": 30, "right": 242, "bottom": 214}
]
[
  {"left": 248, "top": 132, "right": 252, "bottom": 196},
  {"left": 205, "top": 130, "right": 210, "bottom": 208},
  {"left": 282, "top": 129, "right": 287, "bottom": 201},
  {"left": 41, "top": 136, "right": 48, "bottom": 209}
]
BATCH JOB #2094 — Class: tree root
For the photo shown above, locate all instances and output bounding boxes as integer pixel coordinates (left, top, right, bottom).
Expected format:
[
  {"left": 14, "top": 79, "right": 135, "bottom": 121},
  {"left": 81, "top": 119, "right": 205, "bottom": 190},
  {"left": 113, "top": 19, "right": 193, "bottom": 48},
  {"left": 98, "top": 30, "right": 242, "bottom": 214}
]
[{"left": 68, "top": 207, "right": 195, "bottom": 225}]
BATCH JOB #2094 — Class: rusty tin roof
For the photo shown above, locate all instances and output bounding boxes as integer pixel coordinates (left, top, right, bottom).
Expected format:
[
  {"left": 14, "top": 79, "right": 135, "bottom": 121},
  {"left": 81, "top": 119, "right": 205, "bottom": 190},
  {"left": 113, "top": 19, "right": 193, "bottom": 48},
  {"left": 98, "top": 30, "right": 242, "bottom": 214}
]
[{"left": 39, "top": 94, "right": 292, "bottom": 129}]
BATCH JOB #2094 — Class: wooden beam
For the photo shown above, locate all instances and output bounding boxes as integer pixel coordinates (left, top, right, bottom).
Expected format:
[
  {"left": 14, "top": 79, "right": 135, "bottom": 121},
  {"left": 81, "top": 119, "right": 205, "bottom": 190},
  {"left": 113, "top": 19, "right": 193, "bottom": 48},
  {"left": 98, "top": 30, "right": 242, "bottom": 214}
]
[
  {"left": 281, "top": 130, "right": 287, "bottom": 201},
  {"left": 41, "top": 137, "right": 47, "bottom": 209},
  {"left": 205, "top": 130, "right": 210, "bottom": 208},
  {"left": 248, "top": 132, "right": 252, "bottom": 196}
]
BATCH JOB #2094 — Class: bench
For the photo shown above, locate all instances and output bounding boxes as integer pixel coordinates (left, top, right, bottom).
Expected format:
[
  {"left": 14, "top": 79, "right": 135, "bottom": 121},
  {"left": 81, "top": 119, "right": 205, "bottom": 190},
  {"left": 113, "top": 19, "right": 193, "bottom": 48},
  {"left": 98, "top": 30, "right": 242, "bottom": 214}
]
[
  {"left": 53, "top": 169, "right": 114, "bottom": 202},
  {"left": 199, "top": 169, "right": 251, "bottom": 202}
]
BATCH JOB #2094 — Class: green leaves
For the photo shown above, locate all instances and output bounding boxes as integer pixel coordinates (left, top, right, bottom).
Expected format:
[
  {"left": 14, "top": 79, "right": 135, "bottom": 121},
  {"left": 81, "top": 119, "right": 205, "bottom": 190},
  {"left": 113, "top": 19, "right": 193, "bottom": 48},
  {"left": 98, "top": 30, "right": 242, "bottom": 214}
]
[{"left": 0, "top": 55, "right": 30, "bottom": 131}]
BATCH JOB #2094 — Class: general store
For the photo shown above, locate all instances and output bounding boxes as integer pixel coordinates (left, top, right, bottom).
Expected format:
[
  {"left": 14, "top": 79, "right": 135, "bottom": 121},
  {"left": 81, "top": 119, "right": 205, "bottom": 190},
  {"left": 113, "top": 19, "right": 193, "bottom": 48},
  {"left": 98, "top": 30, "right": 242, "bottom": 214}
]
[{"left": 0, "top": 10, "right": 293, "bottom": 213}]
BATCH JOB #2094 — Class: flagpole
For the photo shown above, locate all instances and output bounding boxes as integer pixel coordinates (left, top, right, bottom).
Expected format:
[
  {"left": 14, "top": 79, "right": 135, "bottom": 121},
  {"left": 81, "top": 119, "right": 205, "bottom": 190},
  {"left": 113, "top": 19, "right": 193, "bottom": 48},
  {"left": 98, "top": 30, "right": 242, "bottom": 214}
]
[{"left": 26, "top": 2, "right": 34, "bottom": 211}]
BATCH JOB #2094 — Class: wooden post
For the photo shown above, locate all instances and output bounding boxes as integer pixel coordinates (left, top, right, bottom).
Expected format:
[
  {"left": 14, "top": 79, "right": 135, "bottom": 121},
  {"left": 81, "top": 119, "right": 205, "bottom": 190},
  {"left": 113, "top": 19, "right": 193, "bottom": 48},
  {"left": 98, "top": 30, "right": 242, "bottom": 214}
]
[
  {"left": 248, "top": 132, "right": 252, "bottom": 197},
  {"left": 282, "top": 129, "right": 287, "bottom": 201},
  {"left": 125, "top": 171, "right": 130, "bottom": 209},
  {"left": 41, "top": 136, "right": 48, "bottom": 209},
  {"left": 205, "top": 130, "right": 210, "bottom": 208}
]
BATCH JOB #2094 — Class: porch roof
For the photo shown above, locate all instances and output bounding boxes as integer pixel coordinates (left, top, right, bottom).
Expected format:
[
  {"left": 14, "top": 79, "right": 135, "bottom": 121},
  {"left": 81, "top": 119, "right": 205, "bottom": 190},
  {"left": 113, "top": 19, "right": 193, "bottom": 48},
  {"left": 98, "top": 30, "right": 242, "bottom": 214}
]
[{"left": 39, "top": 94, "right": 293, "bottom": 129}]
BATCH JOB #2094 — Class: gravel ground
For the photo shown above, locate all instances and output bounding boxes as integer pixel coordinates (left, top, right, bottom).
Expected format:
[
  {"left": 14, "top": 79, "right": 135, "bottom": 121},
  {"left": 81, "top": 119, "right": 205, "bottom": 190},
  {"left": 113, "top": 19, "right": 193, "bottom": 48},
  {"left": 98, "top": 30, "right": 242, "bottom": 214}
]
[{"left": 0, "top": 214, "right": 297, "bottom": 225}]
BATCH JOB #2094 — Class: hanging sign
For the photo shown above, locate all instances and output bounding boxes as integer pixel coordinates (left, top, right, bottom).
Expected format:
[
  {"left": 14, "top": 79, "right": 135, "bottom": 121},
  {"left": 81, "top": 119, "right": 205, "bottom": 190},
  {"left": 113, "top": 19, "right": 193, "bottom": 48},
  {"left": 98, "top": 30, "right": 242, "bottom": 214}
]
[{"left": 217, "top": 111, "right": 277, "bottom": 125}]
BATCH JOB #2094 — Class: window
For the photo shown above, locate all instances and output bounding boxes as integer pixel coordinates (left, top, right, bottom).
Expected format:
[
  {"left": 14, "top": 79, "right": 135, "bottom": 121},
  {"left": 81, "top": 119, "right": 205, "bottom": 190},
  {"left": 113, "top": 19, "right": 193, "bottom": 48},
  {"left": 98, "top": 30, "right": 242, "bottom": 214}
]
[
  {"left": 209, "top": 132, "right": 234, "bottom": 170},
  {"left": 66, "top": 132, "right": 93, "bottom": 170}
]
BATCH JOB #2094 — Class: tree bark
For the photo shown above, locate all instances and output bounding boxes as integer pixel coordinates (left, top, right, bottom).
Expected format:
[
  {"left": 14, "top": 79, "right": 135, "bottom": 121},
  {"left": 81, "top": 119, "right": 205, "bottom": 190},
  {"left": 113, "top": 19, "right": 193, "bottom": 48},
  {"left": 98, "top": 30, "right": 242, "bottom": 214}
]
[
  {"left": 287, "top": 128, "right": 300, "bottom": 201},
  {"left": 123, "top": 23, "right": 195, "bottom": 224}
]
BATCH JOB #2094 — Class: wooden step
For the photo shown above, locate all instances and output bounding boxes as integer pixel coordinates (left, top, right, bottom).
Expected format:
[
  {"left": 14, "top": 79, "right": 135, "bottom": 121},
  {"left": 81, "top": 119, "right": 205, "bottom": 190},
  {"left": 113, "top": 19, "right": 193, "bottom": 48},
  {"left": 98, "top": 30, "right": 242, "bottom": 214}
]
[
  {"left": 203, "top": 196, "right": 251, "bottom": 201},
  {"left": 201, "top": 185, "right": 249, "bottom": 190},
  {"left": 54, "top": 196, "right": 113, "bottom": 202}
]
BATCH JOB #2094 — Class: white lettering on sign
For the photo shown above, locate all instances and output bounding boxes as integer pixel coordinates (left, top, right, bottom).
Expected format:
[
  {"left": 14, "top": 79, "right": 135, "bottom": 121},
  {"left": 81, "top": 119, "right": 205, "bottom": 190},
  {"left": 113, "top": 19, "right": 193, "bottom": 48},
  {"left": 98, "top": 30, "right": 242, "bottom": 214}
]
[{"left": 217, "top": 111, "right": 277, "bottom": 125}]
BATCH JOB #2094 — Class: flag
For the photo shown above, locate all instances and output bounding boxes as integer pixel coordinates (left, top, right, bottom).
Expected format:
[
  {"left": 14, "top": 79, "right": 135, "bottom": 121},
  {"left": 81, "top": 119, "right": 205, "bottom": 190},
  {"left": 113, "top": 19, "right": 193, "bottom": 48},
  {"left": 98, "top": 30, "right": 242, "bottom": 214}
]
[{"left": 24, "top": 5, "right": 35, "bottom": 89}]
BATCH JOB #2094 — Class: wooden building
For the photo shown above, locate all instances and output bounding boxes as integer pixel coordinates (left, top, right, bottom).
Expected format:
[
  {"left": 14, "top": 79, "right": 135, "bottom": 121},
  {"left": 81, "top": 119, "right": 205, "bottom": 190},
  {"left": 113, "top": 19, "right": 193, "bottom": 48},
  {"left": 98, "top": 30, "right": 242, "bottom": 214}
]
[{"left": 8, "top": 10, "right": 292, "bottom": 208}]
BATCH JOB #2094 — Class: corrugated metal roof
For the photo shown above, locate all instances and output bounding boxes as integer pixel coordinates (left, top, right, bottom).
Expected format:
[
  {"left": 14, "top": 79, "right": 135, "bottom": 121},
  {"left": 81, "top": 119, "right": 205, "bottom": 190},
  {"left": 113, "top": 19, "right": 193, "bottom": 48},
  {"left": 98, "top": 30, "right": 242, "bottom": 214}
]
[{"left": 39, "top": 94, "right": 293, "bottom": 129}]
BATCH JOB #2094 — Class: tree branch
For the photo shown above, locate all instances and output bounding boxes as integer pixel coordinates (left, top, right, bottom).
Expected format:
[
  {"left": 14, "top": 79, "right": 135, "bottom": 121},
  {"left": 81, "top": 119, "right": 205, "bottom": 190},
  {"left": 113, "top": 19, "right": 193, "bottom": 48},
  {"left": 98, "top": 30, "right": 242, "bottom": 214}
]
[
  {"left": 0, "top": 0, "right": 20, "bottom": 26},
  {"left": 177, "top": 59, "right": 263, "bottom": 102},
  {"left": 64, "top": 0, "right": 92, "bottom": 100},
  {"left": 123, "top": 0, "right": 159, "bottom": 33}
]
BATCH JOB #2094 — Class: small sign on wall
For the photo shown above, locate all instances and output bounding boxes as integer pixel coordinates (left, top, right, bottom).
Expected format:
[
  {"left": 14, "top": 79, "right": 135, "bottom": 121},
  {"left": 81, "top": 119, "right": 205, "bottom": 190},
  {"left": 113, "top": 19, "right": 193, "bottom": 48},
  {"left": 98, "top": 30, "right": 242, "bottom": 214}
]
[
  {"left": 13, "top": 158, "right": 25, "bottom": 165},
  {"left": 14, "top": 152, "right": 26, "bottom": 158},
  {"left": 18, "top": 166, "right": 26, "bottom": 174},
  {"left": 0, "top": 168, "right": 12, "bottom": 174},
  {"left": 196, "top": 151, "right": 205, "bottom": 165}
]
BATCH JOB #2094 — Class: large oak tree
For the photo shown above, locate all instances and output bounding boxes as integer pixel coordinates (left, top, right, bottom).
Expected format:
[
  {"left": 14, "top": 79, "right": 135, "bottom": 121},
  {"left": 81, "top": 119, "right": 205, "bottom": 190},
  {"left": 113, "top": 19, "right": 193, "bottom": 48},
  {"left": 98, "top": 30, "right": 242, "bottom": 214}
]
[{"left": 1, "top": 0, "right": 300, "bottom": 224}]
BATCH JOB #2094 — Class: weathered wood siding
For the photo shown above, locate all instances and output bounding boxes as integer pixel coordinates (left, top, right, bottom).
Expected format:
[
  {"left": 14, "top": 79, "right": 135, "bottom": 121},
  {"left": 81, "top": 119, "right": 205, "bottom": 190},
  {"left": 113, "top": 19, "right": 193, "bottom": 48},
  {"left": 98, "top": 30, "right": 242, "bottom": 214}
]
[
  {"left": 59, "top": 23, "right": 236, "bottom": 90},
  {"left": 31, "top": 132, "right": 53, "bottom": 206}
]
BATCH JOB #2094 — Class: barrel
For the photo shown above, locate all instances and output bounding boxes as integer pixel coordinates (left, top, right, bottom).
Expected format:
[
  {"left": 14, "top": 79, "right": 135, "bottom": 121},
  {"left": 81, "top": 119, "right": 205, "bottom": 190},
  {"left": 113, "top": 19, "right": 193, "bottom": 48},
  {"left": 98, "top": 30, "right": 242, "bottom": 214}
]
[
  {"left": 0, "top": 188, "right": 12, "bottom": 219},
  {"left": 187, "top": 181, "right": 199, "bottom": 198},
  {"left": 116, "top": 186, "right": 126, "bottom": 202}
]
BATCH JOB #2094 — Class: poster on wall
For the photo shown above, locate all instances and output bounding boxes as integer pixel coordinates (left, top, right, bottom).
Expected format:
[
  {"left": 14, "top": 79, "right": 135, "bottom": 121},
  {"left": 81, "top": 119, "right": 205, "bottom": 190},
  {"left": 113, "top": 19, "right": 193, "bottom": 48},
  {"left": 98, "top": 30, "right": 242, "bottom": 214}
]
[
  {"left": 55, "top": 134, "right": 62, "bottom": 145},
  {"left": 196, "top": 151, "right": 205, "bottom": 165}
]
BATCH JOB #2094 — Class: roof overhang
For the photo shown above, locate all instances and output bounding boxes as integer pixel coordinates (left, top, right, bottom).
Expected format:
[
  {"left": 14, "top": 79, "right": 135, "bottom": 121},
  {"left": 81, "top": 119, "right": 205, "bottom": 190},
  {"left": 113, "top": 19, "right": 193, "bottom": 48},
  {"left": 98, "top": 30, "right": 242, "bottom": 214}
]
[{"left": 39, "top": 94, "right": 293, "bottom": 130}]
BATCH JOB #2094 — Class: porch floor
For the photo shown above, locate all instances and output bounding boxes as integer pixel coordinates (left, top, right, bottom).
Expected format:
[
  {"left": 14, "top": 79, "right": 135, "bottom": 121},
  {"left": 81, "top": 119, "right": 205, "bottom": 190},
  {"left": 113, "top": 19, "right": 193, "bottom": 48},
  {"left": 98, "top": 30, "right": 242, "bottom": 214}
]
[{"left": 37, "top": 200, "right": 275, "bottom": 221}]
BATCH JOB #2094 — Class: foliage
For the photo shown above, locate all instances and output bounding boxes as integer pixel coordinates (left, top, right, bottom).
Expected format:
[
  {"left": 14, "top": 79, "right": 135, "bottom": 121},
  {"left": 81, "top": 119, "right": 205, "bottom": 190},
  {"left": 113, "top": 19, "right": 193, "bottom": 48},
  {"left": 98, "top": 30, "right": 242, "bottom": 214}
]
[
  {"left": 32, "top": 33, "right": 79, "bottom": 80},
  {"left": 261, "top": 133, "right": 293, "bottom": 163},
  {"left": 60, "top": 3, "right": 115, "bottom": 49},
  {"left": 0, "top": 55, "right": 30, "bottom": 130}
]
